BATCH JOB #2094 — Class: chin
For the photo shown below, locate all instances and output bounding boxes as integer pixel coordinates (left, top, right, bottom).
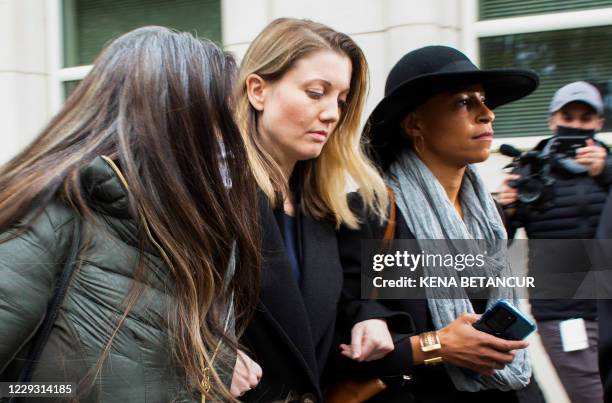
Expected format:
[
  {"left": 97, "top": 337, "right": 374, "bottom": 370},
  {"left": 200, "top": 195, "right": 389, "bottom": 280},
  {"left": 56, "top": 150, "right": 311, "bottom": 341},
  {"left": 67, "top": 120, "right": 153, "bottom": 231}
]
[
  {"left": 461, "top": 152, "right": 490, "bottom": 165},
  {"left": 473, "top": 149, "right": 491, "bottom": 163},
  {"left": 297, "top": 147, "right": 325, "bottom": 161}
]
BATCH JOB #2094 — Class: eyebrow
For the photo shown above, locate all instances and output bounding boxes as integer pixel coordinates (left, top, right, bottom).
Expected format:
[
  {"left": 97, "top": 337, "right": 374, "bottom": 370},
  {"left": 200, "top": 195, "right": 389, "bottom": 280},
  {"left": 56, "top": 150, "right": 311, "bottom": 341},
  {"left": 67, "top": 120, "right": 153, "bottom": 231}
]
[
  {"left": 305, "top": 78, "right": 350, "bottom": 94},
  {"left": 454, "top": 89, "right": 485, "bottom": 97},
  {"left": 562, "top": 111, "right": 596, "bottom": 117}
]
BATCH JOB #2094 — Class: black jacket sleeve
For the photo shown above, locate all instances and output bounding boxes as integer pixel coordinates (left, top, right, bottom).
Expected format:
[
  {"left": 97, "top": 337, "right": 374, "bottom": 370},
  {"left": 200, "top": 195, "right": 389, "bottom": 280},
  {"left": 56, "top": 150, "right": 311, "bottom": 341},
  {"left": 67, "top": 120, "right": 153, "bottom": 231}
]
[
  {"left": 594, "top": 154, "right": 612, "bottom": 188},
  {"left": 599, "top": 299, "right": 612, "bottom": 403},
  {"left": 330, "top": 192, "right": 417, "bottom": 380},
  {"left": 338, "top": 193, "right": 414, "bottom": 332}
]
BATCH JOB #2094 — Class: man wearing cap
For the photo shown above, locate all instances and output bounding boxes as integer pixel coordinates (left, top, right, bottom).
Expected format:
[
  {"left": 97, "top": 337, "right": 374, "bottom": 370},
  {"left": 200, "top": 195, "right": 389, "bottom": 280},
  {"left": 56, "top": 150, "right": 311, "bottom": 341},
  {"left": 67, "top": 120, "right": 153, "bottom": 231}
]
[{"left": 499, "top": 81, "right": 610, "bottom": 403}]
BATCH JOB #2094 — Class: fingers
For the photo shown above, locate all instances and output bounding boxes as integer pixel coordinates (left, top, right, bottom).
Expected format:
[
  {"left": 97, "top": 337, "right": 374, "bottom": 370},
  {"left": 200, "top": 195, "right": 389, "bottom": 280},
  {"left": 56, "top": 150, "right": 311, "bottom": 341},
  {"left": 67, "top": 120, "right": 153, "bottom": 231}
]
[
  {"left": 362, "top": 334, "right": 394, "bottom": 361},
  {"left": 498, "top": 191, "right": 518, "bottom": 206},
  {"left": 253, "top": 361, "right": 263, "bottom": 382},
  {"left": 339, "top": 343, "right": 354, "bottom": 359},
  {"left": 359, "top": 335, "right": 376, "bottom": 362},
  {"left": 576, "top": 143, "right": 606, "bottom": 159},
  {"left": 460, "top": 313, "right": 481, "bottom": 324},
  {"left": 498, "top": 175, "right": 520, "bottom": 206},
  {"left": 481, "top": 333, "right": 529, "bottom": 352},
  {"left": 347, "top": 320, "right": 395, "bottom": 362},
  {"left": 350, "top": 325, "right": 364, "bottom": 360},
  {"left": 479, "top": 346, "right": 515, "bottom": 365},
  {"left": 502, "top": 174, "right": 521, "bottom": 184},
  {"left": 574, "top": 144, "right": 606, "bottom": 176},
  {"left": 230, "top": 350, "right": 262, "bottom": 398}
]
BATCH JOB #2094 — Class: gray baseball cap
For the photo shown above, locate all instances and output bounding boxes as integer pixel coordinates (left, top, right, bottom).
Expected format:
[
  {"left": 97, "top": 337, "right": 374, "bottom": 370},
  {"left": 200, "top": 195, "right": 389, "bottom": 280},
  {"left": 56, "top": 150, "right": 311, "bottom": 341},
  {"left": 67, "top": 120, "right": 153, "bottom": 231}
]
[{"left": 549, "top": 81, "right": 604, "bottom": 115}]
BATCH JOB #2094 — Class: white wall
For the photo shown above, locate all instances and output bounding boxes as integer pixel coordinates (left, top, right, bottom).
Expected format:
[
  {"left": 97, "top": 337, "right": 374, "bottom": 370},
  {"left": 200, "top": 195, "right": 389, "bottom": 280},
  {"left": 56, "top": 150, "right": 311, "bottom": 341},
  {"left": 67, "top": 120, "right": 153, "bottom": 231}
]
[
  {"left": 223, "top": 0, "right": 464, "bottom": 128},
  {"left": 0, "top": 0, "right": 54, "bottom": 164}
]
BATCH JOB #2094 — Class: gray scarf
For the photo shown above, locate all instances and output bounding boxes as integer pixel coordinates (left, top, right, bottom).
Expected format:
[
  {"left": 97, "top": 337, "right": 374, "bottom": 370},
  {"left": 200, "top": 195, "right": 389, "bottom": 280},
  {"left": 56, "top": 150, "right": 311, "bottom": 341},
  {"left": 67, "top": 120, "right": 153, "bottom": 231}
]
[{"left": 386, "top": 148, "right": 531, "bottom": 392}]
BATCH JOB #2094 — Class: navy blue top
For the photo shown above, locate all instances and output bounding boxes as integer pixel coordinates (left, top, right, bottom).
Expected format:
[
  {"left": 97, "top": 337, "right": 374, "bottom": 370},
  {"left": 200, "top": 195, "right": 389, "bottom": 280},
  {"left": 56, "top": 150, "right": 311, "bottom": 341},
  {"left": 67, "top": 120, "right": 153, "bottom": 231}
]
[{"left": 281, "top": 213, "right": 301, "bottom": 285}]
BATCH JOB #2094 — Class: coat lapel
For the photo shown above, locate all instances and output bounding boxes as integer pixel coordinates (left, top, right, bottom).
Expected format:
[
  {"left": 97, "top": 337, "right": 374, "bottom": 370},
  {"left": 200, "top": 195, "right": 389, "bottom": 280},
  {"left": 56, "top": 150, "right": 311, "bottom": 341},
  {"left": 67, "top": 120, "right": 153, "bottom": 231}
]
[
  {"left": 258, "top": 198, "right": 319, "bottom": 383},
  {"left": 299, "top": 213, "right": 343, "bottom": 351}
]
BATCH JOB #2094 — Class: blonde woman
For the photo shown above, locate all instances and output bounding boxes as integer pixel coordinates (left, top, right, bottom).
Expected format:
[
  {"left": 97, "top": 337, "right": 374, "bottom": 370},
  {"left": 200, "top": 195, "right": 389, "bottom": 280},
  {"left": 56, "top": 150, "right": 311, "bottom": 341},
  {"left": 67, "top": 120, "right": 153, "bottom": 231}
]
[{"left": 231, "top": 18, "right": 405, "bottom": 402}]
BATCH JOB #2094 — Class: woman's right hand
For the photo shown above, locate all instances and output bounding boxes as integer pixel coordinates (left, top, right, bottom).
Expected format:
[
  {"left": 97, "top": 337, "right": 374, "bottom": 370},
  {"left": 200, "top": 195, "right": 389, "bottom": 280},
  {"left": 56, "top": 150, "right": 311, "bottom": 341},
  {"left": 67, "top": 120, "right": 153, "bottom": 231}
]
[
  {"left": 230, "top": 349, "right": 262, "bottom": 398},
  {"left": 437, "top": 313, "right": 529, "bottom": 376}
]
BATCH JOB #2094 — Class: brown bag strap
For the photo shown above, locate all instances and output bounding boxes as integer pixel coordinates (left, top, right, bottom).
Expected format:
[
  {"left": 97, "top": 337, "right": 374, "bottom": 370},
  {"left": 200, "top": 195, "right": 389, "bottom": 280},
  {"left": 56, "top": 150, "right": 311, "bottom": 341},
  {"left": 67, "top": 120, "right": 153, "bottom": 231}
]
[
  {"left": 368, "top": 187, "right": 396, "bottom": 301},
  {"left": 326, "top": 189, "right": 397, "bottom": 402},
  {"left": 383, "top": 186, "right": 396, "bottom": 241}
]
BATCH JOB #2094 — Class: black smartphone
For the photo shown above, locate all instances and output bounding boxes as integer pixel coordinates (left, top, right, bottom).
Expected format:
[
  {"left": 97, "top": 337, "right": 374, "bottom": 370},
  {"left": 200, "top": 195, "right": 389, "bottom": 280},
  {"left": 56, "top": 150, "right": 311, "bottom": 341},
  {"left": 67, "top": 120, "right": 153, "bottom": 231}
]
[{"left": 473, "top": 300, "right": 536, "bottom": 341}]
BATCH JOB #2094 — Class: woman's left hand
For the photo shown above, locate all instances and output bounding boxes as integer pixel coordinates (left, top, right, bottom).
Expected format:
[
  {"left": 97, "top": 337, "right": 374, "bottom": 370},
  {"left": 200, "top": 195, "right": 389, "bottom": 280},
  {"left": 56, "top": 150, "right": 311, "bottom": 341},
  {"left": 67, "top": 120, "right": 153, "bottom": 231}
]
[{"left": 340, "top": 319, "right": 394, "bottom": 362}]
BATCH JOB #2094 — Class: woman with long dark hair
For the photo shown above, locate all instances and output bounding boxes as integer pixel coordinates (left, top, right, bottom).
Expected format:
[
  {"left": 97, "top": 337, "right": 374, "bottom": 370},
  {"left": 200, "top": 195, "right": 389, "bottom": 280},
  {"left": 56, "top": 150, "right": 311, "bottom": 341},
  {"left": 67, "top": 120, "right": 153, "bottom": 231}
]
[{"left": 0, "top": 26, "right": 260, "bottom": 402}]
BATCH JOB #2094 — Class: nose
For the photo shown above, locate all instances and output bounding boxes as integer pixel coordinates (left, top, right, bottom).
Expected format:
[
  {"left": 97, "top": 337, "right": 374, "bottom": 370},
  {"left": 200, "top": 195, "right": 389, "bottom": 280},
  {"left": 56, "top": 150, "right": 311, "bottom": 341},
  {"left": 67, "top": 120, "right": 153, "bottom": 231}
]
[
  {"left": 568, "top": 121, "right": 589, "bottom": 130},
  {"left": 477, "top": 102, "right": 495, "bottom": 124},
  {"left": 319, "top": 99, "right": 340, "bottom": 125}
]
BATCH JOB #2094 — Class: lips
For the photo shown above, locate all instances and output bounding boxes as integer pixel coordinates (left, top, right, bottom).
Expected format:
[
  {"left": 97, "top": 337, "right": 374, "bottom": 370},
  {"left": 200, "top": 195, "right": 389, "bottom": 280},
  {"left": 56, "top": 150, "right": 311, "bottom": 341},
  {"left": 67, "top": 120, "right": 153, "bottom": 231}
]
[
  {"left": 472, "top": 131, "right": 493, "bottom": 140},
  {"left": 309, "top": 130, "right": 329, "bottom": 141}
]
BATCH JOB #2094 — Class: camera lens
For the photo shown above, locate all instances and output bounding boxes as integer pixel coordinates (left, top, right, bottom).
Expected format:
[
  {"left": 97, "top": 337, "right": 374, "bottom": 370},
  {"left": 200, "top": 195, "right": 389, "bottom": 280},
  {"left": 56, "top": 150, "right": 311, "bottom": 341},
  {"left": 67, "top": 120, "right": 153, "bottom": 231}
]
[
  {"left": 518, "top": 179, "right": 545, "bottom": 204},
  {"left": 485, "top": 308, "right": 517, "bottom": 334}
]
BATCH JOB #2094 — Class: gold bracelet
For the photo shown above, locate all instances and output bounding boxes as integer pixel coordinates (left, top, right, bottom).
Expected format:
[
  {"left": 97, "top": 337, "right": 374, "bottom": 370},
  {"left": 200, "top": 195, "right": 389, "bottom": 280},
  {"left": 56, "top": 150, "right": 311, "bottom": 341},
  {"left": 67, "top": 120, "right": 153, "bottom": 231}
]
[
  {"left": 419, "top": 331, "right": 443, "bottom": 366},
  {"left": 419, "top": 331, "right": 441, "bottom": 352}
]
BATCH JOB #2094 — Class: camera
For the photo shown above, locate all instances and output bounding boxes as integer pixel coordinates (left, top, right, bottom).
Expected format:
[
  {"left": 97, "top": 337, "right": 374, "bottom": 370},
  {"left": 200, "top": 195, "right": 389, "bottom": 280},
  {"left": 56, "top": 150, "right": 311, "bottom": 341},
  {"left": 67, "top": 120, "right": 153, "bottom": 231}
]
[{"left": 500, "top": 126, "right": 594, "bottom": 207}]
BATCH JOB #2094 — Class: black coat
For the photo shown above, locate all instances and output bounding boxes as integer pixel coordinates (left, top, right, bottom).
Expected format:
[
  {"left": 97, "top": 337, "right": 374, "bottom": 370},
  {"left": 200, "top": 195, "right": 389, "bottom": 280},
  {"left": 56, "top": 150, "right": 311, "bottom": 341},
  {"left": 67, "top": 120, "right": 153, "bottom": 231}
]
[
  {"left": 596, "top": 186, "right": 612, "bottom": 403},
  {"left": 329, "top": 194, "right": 544, "bottom": 403},
  {"left": 240, "top": 195, "right": 344, "bottom": 402}
]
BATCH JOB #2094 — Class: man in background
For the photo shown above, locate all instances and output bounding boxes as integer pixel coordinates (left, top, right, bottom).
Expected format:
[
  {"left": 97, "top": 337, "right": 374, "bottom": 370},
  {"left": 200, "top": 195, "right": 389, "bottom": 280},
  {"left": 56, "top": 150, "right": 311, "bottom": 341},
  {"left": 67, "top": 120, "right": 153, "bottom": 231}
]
[{"left": 499, "top": 81, "right": 610, "bottom": 403}]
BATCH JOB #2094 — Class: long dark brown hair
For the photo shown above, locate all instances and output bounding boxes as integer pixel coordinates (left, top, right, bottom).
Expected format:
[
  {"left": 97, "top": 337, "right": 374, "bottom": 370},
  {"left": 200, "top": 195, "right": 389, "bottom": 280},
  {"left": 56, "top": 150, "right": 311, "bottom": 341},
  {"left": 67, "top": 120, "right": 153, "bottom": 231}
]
[{"left": 0, "top": 26, "right": 259, "bottom": 401}]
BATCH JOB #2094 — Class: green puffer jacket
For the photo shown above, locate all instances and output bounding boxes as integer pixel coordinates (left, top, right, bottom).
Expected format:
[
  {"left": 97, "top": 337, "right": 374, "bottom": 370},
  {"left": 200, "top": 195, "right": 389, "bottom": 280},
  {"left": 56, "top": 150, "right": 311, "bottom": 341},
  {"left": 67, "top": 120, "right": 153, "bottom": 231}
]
[{"left": 0, "top": 156, "right": 233, "bottom": 402}]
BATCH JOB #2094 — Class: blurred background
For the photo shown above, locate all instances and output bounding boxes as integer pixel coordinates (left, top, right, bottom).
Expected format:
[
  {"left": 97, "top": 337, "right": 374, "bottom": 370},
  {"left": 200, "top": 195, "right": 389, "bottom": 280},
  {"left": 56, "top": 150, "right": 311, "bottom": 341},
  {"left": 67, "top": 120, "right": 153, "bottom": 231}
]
[{"left": 1, "top": 1, "right": 611, "bottom": 401}]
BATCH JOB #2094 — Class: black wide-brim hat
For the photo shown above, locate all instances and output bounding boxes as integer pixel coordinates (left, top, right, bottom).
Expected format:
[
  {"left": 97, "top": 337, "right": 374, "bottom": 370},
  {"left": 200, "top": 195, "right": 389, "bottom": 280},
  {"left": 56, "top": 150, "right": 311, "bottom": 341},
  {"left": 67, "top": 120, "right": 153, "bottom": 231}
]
[{"left": 366, "top": 45, "right": 539, "bottom": 170}]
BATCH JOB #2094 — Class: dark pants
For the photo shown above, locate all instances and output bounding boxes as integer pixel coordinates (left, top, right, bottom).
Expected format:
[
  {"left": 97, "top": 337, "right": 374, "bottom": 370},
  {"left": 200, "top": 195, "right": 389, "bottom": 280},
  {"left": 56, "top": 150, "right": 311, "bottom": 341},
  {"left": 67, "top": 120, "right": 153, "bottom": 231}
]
[{"left": 538, "top": 319, "right": 603, "bottom": 403}]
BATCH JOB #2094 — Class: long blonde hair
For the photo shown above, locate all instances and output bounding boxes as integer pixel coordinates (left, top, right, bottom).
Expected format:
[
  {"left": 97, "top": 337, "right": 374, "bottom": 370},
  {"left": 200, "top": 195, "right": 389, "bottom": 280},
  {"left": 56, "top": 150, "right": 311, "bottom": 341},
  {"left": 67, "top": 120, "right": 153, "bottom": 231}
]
[{"left": 235, "top": 18, "right": 387, "bottom": 228}]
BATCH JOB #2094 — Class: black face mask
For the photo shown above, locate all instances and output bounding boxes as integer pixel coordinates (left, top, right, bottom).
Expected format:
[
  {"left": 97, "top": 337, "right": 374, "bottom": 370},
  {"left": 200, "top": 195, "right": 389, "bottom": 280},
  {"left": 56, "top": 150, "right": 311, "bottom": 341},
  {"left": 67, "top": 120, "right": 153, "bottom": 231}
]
[{"left": 555, "top": 125, "right": 596, "bottom": 138}]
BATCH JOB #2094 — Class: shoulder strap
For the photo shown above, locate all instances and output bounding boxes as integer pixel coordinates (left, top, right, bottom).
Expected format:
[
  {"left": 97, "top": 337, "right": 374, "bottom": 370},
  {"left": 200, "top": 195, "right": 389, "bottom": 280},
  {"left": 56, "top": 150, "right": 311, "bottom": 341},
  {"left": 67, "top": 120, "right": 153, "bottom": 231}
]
[
  {"left": 17, "top": 218, "right": 82, "bottom": 384},
  {"left": 369, "top": 188, "right": 396, "bottom": 300},
  {"left": 383, "top": 187, "right": 396, "bottom": 241}
]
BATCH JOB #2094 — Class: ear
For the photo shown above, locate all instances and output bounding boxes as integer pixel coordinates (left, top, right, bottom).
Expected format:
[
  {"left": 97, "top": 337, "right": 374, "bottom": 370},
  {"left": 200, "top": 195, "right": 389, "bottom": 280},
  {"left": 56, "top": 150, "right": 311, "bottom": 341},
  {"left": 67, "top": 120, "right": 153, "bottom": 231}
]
[
  {"left": 245, "top": 74, "right": 267, "bottom": 111},
  {"left": 547, "top": 114, "right": 558, "bottom": 132},
  {"left": 595, "top": 116, "right": 605, "bottom": 131},
  {"left": 400, "top": 112, "right": 421, "bottom": 138}
]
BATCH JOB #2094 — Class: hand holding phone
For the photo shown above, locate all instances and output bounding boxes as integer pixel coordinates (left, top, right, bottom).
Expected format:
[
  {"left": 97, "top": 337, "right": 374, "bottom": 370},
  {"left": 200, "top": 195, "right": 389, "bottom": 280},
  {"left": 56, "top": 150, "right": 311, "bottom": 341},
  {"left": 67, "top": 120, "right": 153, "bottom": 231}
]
[{"left": 473, "top": 300, "right": 536, "bottom": 341}]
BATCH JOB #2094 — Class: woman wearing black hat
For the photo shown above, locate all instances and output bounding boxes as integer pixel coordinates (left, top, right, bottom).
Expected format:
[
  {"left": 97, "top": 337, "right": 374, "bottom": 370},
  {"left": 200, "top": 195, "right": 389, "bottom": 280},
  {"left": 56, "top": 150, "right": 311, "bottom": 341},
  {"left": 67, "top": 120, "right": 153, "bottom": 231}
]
[{"left": 330, "top": 46, "right": 544, "bottom": 403}]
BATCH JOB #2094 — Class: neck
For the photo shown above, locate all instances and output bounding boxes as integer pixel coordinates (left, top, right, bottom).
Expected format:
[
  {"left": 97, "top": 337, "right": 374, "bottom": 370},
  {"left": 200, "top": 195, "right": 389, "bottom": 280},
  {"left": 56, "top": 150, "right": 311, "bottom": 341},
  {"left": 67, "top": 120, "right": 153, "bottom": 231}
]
[
  {"left": 259, "top": 138, "right": 297, "bottom": 212},
  {"left": 278, "top": 158, "right": 297, "bottom": 183},
  {"left": 258, "top": 126, "right": 297, "bottom": 183},
  {"left": 417, "top": 151, "right": 465, "bottom": 216}
]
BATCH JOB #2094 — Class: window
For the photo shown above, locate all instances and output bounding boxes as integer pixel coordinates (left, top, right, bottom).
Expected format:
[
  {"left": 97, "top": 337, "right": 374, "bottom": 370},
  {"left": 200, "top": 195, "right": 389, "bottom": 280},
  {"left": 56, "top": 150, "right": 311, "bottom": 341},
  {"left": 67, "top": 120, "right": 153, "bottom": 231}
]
[
  {"left": 60, "top": 0, "right": 220, "bottom": 98},
  {"left": 480, "top": 26, "right": 612, "bottom": 137},
  {"left": 476, "top": 1, "right": 612, "bottom": 138},
  {"left": 480, "top": 0, "right": 612, "bottom": 20}
]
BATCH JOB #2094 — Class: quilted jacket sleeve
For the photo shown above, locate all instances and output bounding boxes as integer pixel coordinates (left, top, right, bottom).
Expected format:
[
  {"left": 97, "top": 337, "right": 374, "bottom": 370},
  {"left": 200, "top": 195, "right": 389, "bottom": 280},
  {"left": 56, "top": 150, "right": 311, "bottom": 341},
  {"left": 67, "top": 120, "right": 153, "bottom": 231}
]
[{"left": 0, "top": 203, "right": 76, "bottom": 373}]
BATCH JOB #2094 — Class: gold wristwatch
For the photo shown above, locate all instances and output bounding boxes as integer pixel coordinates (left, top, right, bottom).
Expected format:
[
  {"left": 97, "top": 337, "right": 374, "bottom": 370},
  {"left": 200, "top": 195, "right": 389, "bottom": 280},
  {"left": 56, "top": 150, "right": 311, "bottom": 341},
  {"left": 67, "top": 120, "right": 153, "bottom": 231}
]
[{"left": 419, "top": 331, "right": 443, "bottom": 366}]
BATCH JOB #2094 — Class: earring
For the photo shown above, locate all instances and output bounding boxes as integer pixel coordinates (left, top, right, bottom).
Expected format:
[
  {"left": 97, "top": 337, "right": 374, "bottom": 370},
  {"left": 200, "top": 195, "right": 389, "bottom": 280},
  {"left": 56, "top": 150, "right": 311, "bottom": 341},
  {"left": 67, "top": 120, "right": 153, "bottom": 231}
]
[{"left": 413, "top": 135, "right": 425, "bottom": 156}]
